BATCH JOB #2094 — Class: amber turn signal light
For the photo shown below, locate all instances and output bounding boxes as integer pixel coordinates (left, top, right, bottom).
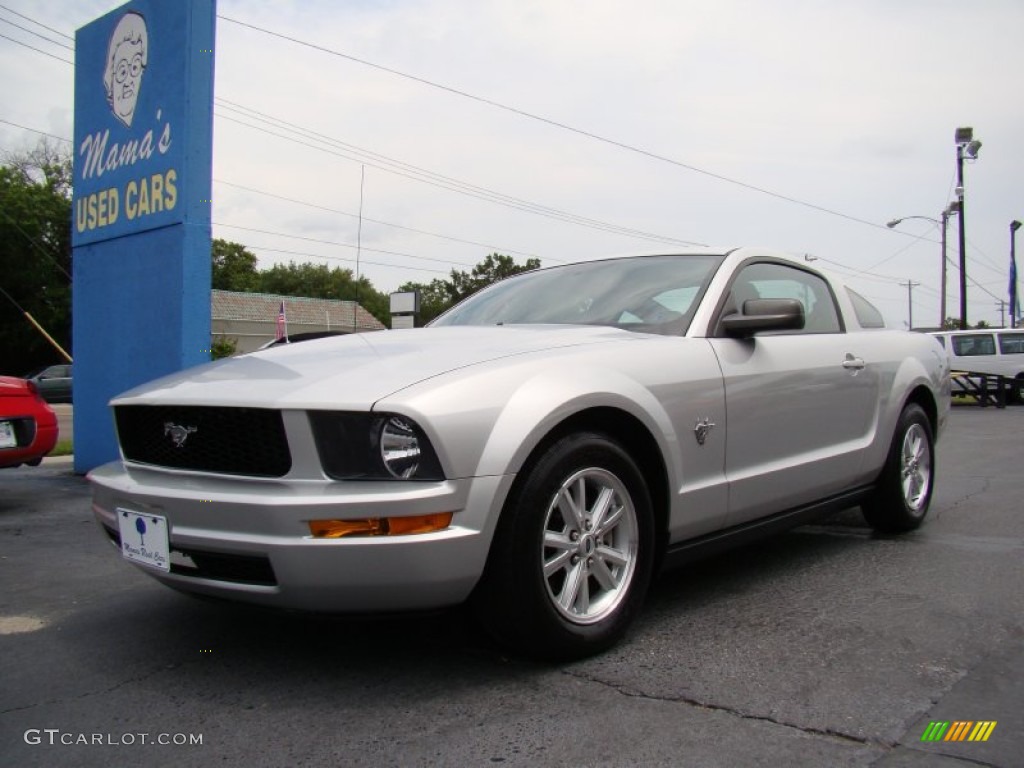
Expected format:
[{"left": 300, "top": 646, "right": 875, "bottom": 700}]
[{"left": 308, "top": 512, "right": 453, "bottom": 539}]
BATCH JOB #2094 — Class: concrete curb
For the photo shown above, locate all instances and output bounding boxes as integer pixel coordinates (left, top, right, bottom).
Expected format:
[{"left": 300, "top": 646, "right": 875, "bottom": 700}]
[{"left": 42, "top": 454, "right": 75, "bottom": 466}]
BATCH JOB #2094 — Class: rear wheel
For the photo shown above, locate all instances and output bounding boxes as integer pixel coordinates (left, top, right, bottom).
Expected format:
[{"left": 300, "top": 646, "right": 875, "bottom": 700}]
[
  {"left": 862, "top": 403, "right": 934, "bottom": 533},
  {"left": 473, "top": 432, "right": 654, "bottom": 660}
]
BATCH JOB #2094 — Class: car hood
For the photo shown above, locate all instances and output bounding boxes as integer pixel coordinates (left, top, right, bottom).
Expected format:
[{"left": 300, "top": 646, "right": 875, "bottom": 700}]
[{"left": 112, "top": 325, "right": 649, "bottom": 409}]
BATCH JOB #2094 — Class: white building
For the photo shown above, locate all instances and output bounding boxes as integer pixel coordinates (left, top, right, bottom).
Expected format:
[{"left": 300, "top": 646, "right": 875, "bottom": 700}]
[{"left": 212, "top": 290, "right": 386, "bottom": 354}]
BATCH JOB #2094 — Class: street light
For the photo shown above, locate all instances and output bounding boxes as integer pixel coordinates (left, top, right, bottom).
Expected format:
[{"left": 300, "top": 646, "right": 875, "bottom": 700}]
[
  {"left": 955, "top": 127, "right": 981, "bottom": 329},
  {"left": 1011, "top": 220, "right": 1021, "bottom": 328},
  {"left": 886, "top": 202, "right": 959, "bottom": 327}
]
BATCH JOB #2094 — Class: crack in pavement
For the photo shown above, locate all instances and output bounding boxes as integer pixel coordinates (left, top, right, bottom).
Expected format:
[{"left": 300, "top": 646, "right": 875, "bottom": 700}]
[
  {"left": 936, "top": 475, "right": 992, "bottom": 516},
  {"left": 561, "top": 668, "right": 886, "bottom": 748},
  {"left": 1, "top": 661, "right": 186, "bottom": 716}
]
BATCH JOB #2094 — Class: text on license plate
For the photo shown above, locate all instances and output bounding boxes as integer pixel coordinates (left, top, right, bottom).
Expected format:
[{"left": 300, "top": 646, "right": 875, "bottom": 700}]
[{"left": 117, "top": 508, "right": 171, "bottom": 572}]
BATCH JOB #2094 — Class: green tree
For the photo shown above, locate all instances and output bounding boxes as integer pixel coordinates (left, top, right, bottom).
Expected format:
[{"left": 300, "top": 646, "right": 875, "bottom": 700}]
[
  {"left": 212, "top": 239, "right": 259, "bottom": 292},
  {"left": 451, "top": 253, "right": 541, "bottom": 301},
  {"left": 256, "top": 261, "right": 390, "bottom": 325},
  {"left": 400, "top": 253, "right": 540, "bottom": 323},
  {"left": 0, "top": 141, "right": 72, "bottom": 375}
]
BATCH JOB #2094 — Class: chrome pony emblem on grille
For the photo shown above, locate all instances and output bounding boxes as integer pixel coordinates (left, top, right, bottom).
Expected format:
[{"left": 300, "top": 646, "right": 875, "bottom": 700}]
[{"left": 164, "top": 422, "right": 198, "bottom": 448}]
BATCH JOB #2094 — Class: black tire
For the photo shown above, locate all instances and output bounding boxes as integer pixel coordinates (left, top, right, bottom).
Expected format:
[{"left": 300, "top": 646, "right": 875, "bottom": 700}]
[
  {"left": 473, "top": 432, "right": 655, "bottom": 661},
  {"left": 861, "top": 403, "right": 934, "bottom": 533}
]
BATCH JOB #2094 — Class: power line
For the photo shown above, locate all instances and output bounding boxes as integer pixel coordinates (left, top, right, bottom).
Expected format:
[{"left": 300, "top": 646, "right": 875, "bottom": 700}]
[
  {"left": 215, "top": 111, "right": 699, "bottom": 247},
  {"left": 214, "top": 179, "right": 542, "bottom": 259},
  {"left": 0, "top": 31, "right": 72, "bottom": 64},
  {"left": 215, "top": 101, "right": 703, "bottom": 247},
  {"left": 0, "top": 17, "right": 74, "bottom": 50},
  {"left": 214, "top": 221, "right": 486, "bottom": 269},
  {"left": 218, "top": 14, "right": 897, "bottom": 234},
  {"left": 0, "top": 4, "right": 74, "bottom": 41},
  {"left": 0, "top": 115, "right": 547, "bottom": 273},
  {"left": 241, "top": 244, "right": 448, "bottom": 275},
  {"left": 852, "top": 224, "right": 938, "bottom": 276},
  {"left": 0, "top": 119, "right": 71, "bottom": 144}
]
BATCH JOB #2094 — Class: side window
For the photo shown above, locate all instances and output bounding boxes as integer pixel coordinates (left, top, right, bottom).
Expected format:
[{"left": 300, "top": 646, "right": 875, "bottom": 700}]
[
  {"left": 951, "top": 334, "right": 996, "bottom": 356},
  {"left": 998, "top": 333, "right": 1024, "bottom": 354},
  {"left": 724, "top": 262, "right": 841, "bottom": 334},
  {"left": 845, "top": 288, "right": 886, "bottom": 328},
  {"left": 934, "top": 335, "right": 946, "bottom": 349}
]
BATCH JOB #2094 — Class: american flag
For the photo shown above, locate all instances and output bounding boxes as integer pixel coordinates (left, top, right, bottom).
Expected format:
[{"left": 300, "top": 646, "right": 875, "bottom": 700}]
[{"left": 275, "top": 301, "right": 288, "bottom": 342}]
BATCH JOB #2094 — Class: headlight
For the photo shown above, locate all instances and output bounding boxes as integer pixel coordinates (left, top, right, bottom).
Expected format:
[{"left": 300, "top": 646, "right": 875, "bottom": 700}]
[
  {"left": 308, "top": 412, "right": 445, "bottom": 481},
  {"left": 379, "top": 416, "right": 423, "bottom": 478}
]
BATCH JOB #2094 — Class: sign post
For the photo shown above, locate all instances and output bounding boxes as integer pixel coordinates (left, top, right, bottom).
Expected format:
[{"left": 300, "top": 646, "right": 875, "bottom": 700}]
[{"left": 72, "top": 0, "right": 216, "bottom": 472}]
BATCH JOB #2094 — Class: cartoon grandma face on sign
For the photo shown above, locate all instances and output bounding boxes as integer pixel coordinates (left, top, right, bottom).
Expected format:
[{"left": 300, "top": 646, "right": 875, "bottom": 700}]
[{"left": 103, "top": 12, "right": 148, "bottom": 128}]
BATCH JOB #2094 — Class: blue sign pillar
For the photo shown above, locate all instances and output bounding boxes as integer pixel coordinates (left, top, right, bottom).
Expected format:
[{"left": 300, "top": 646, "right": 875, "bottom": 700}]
[{"left": 72, "top": 0, "right": 216, "bottom": 472}]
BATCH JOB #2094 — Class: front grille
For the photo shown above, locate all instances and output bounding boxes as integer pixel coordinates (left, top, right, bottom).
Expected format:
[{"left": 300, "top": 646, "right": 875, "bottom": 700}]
[{"left": 115, "top": 405, "right": 291, "bottom": 477}]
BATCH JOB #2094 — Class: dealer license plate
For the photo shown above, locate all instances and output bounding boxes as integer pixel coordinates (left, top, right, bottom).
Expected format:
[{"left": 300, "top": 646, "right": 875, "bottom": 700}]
[
  {"left": 0, "top": 420, "right": 16, "bottom": 449},
  {"left": 117, "top": 508, "right": 171, "bottom": 572}
]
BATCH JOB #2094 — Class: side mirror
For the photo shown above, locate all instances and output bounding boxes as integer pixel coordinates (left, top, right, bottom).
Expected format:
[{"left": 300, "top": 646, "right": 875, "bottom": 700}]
[{"left": 721, "top": 298, "right": 805, "bottom": 338}]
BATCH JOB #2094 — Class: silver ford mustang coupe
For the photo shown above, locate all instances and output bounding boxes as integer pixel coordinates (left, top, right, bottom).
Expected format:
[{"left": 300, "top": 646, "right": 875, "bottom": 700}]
[{"left": 89, "top": 248, "right": 950, "bottom": 659}]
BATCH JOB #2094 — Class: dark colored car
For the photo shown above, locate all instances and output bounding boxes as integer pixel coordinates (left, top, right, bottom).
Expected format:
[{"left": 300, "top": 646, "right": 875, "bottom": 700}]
[
  {"left": 0, "top": 376, "right": 58, "bottom": 468},
  {"left": 26, "top": 364, "right": 73, "bottom": 403}
]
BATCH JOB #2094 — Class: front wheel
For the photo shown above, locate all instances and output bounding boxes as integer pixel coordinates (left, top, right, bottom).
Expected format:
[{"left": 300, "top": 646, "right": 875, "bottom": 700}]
[
  {"left": 861, "top": 403, "right": 934, "bottom": 533},
  {"left": 473, "top": 432, "right": 654, "bottom": 660}
]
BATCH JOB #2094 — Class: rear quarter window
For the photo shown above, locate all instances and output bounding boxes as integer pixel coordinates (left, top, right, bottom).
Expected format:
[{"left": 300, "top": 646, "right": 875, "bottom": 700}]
[{"left": 845, "top": 288, "right": 886, "bottom": 329}]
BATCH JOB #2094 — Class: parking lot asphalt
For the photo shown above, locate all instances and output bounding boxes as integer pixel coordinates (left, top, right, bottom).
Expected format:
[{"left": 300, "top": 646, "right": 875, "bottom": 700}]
[{"left": 1, "top": 406, "right": 1022, "bottom": 767}]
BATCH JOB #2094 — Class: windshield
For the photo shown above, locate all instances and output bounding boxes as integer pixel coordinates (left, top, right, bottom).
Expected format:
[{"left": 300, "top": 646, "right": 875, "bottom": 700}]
[{"left": 431, "top": 254, "right": 724, "bottom": 336}]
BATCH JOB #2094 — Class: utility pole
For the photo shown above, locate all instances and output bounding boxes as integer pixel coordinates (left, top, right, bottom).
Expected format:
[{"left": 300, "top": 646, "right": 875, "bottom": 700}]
[
  {"left": 997, "top": 301, "right": 1005, "bottom": 328},
  {"left": 900, "top": 280, "right": 920, "bottom": 330},
  {"left": 940, "top": 201, "right": 959, "bottom": 326},
  {"left": 1012, "top": 220, "right": 1021, "bottom": 329}
]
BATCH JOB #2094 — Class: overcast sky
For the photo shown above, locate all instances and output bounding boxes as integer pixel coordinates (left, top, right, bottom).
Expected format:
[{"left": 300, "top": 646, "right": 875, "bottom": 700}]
[{"left": 2, "top": 0, "right": 1022, "bottom": 328}]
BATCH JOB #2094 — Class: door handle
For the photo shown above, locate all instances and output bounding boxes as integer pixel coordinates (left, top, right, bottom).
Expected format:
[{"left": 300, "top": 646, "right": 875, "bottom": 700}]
[{"left": 842, "top": 354, "right": 866, "bottom": 371}]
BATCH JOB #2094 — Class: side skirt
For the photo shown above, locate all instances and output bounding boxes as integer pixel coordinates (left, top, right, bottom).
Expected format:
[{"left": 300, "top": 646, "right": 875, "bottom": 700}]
[{"left": 659, "top": 485, "right": 875, "bottom": 572}]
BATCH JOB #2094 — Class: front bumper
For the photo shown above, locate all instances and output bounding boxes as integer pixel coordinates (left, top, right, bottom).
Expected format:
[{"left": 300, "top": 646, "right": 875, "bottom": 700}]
[{"left": 89, "top": 461, "right": 514, "bottom": 612}]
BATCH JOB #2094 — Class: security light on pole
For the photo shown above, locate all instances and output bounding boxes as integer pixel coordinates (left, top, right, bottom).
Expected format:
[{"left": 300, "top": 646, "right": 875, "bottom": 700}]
[{"left": 955, "top": 127, "right": 981, "bottom": 330}]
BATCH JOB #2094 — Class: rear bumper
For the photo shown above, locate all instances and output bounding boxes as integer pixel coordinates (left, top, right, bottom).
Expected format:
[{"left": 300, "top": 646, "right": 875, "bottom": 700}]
[{"left": 0, "top": 417, "right": 58, "bottom": 468}]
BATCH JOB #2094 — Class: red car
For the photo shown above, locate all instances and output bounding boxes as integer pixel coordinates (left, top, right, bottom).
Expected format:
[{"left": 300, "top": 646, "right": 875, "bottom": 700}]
[{"left": 0, "top": 376, "right": 59, "bottom": 468}]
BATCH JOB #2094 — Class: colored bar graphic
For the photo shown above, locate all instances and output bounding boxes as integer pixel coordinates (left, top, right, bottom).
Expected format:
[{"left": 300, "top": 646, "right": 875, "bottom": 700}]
[
  {"left": 945, "top": 721, "right": 972, "bottom": 741},
  {"left": 968, "top": 721, "right": 997, "bottom": 742},
  {"left": 920, "top": 720, "right": 996, "bottom": 742}
]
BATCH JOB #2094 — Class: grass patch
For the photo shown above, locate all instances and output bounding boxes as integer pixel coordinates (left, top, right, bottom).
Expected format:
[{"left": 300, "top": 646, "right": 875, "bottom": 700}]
[{"left": 50, "top": 439, "right": 73, "bottom": 457}]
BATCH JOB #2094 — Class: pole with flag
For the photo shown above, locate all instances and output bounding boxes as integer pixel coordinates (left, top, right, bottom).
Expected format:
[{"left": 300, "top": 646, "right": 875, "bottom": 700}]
[
  {"left": 276, "top": 301, "right": 289, "bottom": 343},
  {"left": 1011, "top": 221, "right": 1021, "bottom": 329}
]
